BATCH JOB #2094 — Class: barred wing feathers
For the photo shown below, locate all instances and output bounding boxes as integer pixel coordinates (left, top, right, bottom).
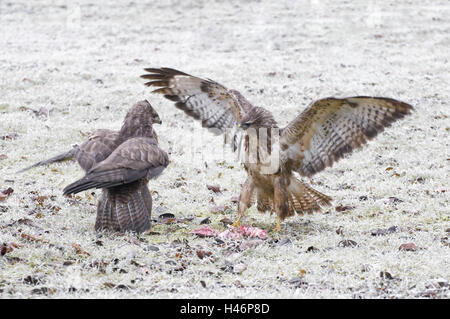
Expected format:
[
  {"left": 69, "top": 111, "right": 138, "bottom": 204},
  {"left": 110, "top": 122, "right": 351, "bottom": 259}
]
[
  {"left": 141, "top": 67, "right": 252, "bottom": 132},
  {"left": 95, "top": 180, "right": 153, "bottom": 233},
  {"left": 75, "top": 129, "right": 120, "bottom": 172},
  {"left": 280, "top": 97, "right": 413, "bottom": 177},
  {"left": 63, "top": 137, "right": 168, "bottom": 195}
]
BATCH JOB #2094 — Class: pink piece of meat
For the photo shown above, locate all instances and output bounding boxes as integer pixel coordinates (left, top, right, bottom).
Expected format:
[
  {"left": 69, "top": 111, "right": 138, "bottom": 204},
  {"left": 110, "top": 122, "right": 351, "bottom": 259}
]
[
  {"left": 239, "top": 225, "right": 268, "bottom": 239},
  {"left": 219, "top": 225, "right": 268, "bottom": 240},
  {"left": 218, "top": 227, "right": 243, "bottom": 240},
  {"left": 191, "top": 225, "right": 220, "bottom": 237}
]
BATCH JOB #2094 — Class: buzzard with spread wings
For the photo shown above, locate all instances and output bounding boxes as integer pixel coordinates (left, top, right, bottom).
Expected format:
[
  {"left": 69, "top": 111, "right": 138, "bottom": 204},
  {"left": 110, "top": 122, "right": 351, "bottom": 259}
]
[
  {"left": 141, "top": 68, "right": 413, "bottom": 231},
  {"left": 21, "top": 100, "right": 168, "bottom": 233}
]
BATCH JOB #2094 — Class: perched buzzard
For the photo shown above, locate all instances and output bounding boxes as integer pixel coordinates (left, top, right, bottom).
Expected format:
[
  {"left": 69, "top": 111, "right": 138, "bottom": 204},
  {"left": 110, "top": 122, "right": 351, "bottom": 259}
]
[
  {"left": 21, "top": 100, "right": 169, "bottom": 233},
  {"left": 141, "top": 68, "right": 413, "bottom": 231}
]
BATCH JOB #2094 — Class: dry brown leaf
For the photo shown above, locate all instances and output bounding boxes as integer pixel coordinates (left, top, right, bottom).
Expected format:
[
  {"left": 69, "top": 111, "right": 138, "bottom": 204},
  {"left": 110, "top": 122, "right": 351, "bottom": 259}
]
[
  {"left": 210, "top": 205, "right": 227, "bottom": 214},
  {"left": 72, "top": 243, "right": 90, "bottom": 256},
  {"left": 399, "top": 242, "right": 419, "bottom": 251},
  {"left": 123, "top": 237, "right": 141, "bottom": 246},
  {"left": 1, "top": 187, "right": 14, "bottom": 197},
  {"left": 21, "top": 233, "right": 48, "bottom": 243},
  {"left": 196, "top": 250, "right": 212, "bottom": 259},
  {"left": 206, "top": 185, "right": 221, "bottom": 193},
  {"left": 1, "top": 133, "right": 18, "bottom": 140},
  {"left": 103, "top": 282, "right": 116, "bottom": 289},
  {"left": 338, "top": 239, "right": 358, "bottom": 247},
  {"left": 220, "top": 217, "right": 233, "bottom": 226},
  {"left": 1, "top": 243, "right": 10, "bottom": 256},
  {"left": 335, "top": 205, "right": 354, "bottom": 212},
  {"left": 0, "top": 193, "right": 7, "bottom": 202}
]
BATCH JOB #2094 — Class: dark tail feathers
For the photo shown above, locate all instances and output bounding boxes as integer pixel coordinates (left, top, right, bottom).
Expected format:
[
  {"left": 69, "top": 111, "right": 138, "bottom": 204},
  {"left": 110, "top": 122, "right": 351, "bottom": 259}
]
[{"left": 95, "top": 182, "right": 152, "bottom": 233}]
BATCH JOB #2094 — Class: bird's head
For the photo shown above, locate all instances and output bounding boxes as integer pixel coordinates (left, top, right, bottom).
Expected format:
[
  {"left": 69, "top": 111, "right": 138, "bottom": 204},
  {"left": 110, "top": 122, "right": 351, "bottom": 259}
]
[
  {"left": 238, "top": 107, "right": 277, "bottom": 130},
  {"left": 151, "top": 111, "right": 162, "bottom": 125},
  {"left": 119, "top": 100, "right": 161, "bottom": 140},
  {"left": 129, "top": 100, "right": 162, "bottom": 125},
  {"left": 147, "top": 101, "right": 162, "bottom": 125}
]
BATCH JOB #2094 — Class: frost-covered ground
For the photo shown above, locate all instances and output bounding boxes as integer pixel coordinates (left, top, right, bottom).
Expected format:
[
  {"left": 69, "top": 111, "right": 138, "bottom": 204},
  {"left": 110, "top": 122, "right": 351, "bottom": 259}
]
[{"left": 0, "top": 0, "right": 449, "bottom": 299}]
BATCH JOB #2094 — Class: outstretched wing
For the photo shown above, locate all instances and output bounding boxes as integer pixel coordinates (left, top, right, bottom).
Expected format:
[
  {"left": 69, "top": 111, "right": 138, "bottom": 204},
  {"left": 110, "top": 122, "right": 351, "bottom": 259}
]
[
  {"left": 280, "top": 96, "right": 413, "bottom": 177},
  {"left": 17, "top": 146, "right": 79, "bottom": 173},
  {"left": 141, "top": 67, "right": 252, "bottom": 131},
  {"left": 63, "top": 137, "right": 169, "bottom": 195},
  {"left": 16, "top": 129, "right": 119, "bottom": 173},
  {"left": 75, "top": 129, "right": 120, "bottom": 172}
]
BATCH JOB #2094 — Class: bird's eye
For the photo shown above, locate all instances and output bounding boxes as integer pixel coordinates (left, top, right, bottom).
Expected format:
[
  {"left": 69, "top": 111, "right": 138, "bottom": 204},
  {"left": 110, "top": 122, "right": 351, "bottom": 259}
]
[
  {"left": 152, "top": 114, "right": 162, "bottom": 124},
  {"left": 238, "top": 122, "right": 252, "bottom": 129}
]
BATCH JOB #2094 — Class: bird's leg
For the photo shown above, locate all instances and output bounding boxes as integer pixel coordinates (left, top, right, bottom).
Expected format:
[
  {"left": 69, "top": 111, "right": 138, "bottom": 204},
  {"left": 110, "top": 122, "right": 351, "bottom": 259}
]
[
  {"left": 272, "top": 175, "right": 289, "bottom": 232},
  {"left": 232, "top": 197, "right": 247, "bottom": 228},
  {"left": 232, "top": 177, "right": 255, "bottom": 227},
  {"left": 232, "top": 215, "right": 243, "bottom": 227},
  {"left": 271, "top": 217, "right": 282, "bottom": 232}
]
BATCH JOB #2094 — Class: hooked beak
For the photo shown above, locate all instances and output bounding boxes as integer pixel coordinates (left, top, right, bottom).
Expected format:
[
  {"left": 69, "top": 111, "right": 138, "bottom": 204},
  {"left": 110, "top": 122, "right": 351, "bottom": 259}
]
[
  {"left": 238, "top": 122, "right": 250, "bottom": 130},
  {"left": 154, "top": 116, "right": 162, "bottom": 124}
]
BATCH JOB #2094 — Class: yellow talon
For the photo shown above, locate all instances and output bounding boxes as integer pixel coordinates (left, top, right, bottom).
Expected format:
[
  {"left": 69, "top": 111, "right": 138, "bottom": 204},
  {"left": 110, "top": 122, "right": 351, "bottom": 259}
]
[
  {"left": 232, "top": 216, "right": 242, "bottom": 227},
  {"left": 271, "top": 218, "right": 282, "bottom": 232}
]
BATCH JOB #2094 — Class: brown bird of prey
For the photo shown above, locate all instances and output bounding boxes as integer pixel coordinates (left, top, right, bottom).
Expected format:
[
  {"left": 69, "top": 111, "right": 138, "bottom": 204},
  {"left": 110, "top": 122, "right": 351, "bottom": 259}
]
[
  {"left": 21, "top": 100, "right": 168, "bottom": 233},
  {"left": 141, "top": 68, "right": 413, "bottom": 231}
]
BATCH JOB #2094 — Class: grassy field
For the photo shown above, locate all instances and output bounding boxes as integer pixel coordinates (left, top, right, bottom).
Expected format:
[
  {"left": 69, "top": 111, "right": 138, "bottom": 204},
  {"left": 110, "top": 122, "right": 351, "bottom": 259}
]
[{"left": 0, "top": 0, "right": 449, "bottom": 298}]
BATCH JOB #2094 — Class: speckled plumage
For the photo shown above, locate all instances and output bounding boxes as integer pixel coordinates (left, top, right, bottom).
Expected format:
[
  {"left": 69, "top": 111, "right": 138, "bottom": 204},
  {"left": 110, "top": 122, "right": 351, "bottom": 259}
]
[
  {"left": 62, "top": 100, "right": 168, "bottom": 233},
  {"left": 24, "top": 100, "right": 168, "bottom": 233},
  {"left": 142, "top": 68, "right": 413, "bottom": 227}
]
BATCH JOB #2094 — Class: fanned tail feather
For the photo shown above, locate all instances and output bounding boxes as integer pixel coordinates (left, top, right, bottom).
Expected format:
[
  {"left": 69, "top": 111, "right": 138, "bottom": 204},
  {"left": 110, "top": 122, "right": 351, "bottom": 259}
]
[
  {"left": 95, "top": 183, "right": 152, "bottom": 233},
  {"left": 256, "top": 190, "right": 273, "bottom": 213},
  {"left": 95, "top": 191, "right": 117, "bottom": 231},
  {"left": 287, "top": 177, "right": 332, "bottom": 215}
]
